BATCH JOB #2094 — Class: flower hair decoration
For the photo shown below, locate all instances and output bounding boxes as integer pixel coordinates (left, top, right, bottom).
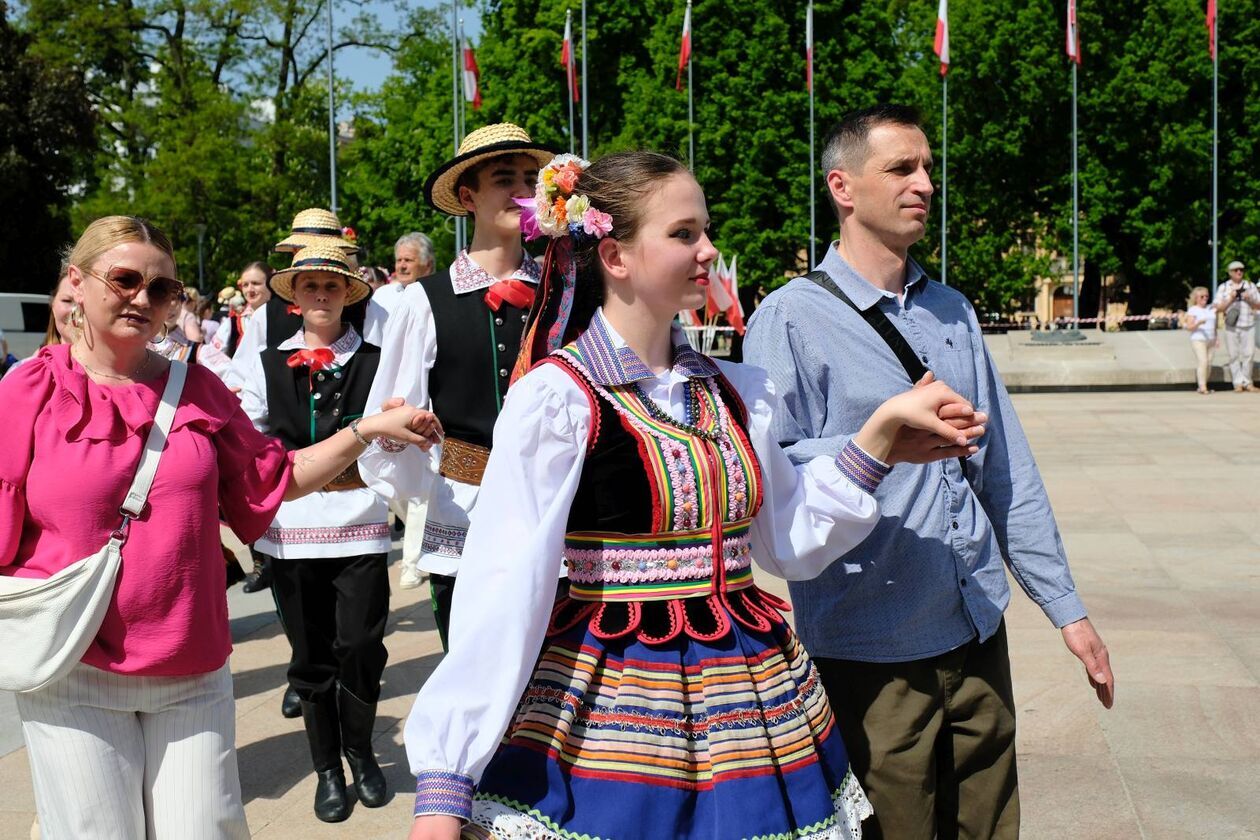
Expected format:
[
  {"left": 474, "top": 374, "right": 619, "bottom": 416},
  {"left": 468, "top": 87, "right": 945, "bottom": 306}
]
[{"left": 516, "top": 154, "right": 613, "bottom": 243}]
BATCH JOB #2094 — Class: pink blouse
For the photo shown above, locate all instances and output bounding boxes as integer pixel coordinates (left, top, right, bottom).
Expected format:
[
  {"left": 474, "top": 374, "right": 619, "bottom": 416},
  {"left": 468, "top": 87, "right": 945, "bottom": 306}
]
[{"left": 0, "top": 345, "right": 294, "bottom": 676}]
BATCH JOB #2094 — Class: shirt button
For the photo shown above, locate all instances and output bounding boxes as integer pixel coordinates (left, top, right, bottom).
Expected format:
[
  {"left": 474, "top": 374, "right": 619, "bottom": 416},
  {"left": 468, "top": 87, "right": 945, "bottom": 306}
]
[
  {"left": 334, "top": 371, "right": 343, "bottom": 379},
  {"left": 521, "top": 314, "right": 528, "bottom": 323},
  {"left": 313, "top": 392, "right": 322, "bottom": 400},
  {"left": 312, "top": 409, "right": 321, "bottom": 417},
  {"left": 332, "top": 408, "right": 341, "bottom": 416},
  {"left": 494, "top": 317, "right": 504, "bottom": 326},
  {"left": 951, "top": 521, "right": 959, "bottom": 530},
  {"left": 921, "top": 354, "right": 929, "bottom": 364},
  {"left": 316, "top": 373, "right": 325, "bottom": 381},
  {"left": 497, "top": 343, "right": 506, "bottom": 352},
  {"left": 333, "top": 392, "right": 341, "bottom": 400},
  {"left": 960, "top": 578, "right": 968, "bottom": 587},
  {"left": 499, "top": 368, "right": 508, "bottom": 378}
]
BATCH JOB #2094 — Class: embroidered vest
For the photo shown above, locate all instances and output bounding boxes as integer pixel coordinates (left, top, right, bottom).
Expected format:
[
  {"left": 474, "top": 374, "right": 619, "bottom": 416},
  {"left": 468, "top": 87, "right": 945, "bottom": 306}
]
[
  {"left": 425, "top": 269, "right": 531, "bottom": 449},
  {"left": 260, "top": 340, "right": 380, "bottom": 450},
  {"left": 541, "top": 345, "right": 791, "bottom": 645}
]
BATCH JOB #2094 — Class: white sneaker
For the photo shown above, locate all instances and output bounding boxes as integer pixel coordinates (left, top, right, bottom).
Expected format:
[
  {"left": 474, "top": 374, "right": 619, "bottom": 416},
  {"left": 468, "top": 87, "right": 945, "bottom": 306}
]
[{"left": 399, "top": 565, "right": 424, "bottom": 590}]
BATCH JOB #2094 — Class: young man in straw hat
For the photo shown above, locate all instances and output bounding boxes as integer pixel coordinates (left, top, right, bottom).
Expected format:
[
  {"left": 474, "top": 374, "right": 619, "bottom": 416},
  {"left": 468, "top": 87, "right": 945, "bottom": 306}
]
[{"left": 360, "top": 122, "right": 554, "bottom": 647}]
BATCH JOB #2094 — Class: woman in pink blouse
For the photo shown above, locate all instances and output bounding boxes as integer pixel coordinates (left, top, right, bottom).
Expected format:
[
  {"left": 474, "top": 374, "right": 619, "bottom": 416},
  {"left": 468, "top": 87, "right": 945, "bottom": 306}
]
[{"left": 0, "top": 216, "right": 440, "bottom": 839}]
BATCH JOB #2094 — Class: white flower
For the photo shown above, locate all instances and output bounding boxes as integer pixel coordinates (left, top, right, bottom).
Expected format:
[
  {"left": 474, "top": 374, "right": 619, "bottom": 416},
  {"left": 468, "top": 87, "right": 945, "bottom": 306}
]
[{"left": 565, "top": 194, "right": 591, "bottom": 220}]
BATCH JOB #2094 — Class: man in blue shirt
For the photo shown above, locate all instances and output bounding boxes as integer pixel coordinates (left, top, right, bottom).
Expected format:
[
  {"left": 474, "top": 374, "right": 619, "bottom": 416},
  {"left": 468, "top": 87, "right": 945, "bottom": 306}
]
[{"left": 744, "top": 104, "right": 1115, "bottom": 839}]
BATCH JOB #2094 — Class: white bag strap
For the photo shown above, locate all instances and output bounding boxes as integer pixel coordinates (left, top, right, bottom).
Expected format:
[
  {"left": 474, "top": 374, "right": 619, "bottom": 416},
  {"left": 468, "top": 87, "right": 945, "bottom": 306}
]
[{"left": 120, "top": 360, "right": 188, "bottom": 519}]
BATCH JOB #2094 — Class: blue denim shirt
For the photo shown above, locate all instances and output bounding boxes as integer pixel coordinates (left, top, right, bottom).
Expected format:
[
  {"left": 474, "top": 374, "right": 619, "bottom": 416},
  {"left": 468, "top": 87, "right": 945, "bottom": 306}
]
[{"left": 744, "top": 244, "right": 1087, "bottom": 662}]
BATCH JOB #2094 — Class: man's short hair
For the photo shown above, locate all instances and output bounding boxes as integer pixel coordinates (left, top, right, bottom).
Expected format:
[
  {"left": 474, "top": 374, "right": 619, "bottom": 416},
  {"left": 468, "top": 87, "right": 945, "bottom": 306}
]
[
  {"left": 395, "top": 232, "right": 434, "bottom": 267},
  {"left": 820, "top": 105, "right": 924, "bottom": 217}
]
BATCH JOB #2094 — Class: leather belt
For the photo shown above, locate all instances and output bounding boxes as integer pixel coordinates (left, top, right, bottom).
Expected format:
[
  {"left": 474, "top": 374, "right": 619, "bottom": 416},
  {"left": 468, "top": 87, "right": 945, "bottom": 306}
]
[
  {"left": 322, "top": 461, "right": 368, "bottom": 493},
  {"left": 438, "top": 437, "right": 491, "bottom": 486}
]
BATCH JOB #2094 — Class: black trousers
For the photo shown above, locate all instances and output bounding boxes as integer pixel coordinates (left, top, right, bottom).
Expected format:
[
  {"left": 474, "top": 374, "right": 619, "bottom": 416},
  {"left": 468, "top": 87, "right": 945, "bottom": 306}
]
[
  {"left": 270, "top": 552, "right": 390, "bottom": 702},
  {"left": 431, "top": 574, "right": 570, "bottom": 652}
]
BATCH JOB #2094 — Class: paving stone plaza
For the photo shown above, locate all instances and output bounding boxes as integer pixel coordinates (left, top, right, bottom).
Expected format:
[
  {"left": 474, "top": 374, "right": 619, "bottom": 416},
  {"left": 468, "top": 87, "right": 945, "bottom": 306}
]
[{"left": 1, "top": 390, "right": 1258, "bottom": 839}]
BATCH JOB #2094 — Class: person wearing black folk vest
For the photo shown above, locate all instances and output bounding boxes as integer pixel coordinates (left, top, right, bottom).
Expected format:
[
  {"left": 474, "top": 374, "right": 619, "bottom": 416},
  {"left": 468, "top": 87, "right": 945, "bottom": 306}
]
[
  {"left": 361, "top": 123, "right": 555, "bottom": 647},
  {"left": 237, "top": 244, "right": 443, "bottom": 823}
]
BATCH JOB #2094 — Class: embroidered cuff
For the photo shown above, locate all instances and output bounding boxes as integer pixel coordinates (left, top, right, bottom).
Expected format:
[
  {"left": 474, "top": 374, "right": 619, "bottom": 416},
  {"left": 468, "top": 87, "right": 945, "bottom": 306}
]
[
  {"left": 835, "top": 440, "right": 892, "bottom": 494},
  {"left": 414, "top": 769, "right": 474, "bottom": 821}
]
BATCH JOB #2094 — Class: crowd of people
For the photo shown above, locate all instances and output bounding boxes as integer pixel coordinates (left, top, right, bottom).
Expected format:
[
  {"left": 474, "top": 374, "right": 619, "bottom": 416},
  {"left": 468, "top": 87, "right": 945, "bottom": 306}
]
[{"left": 1, "top": 106, "right": 1118, "bottom": 840}]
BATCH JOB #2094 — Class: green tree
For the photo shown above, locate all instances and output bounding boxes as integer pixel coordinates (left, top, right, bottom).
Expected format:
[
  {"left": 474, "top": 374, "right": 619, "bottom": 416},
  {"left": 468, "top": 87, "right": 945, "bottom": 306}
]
[{"left": 0, "top": 0, "right": 95, "bottom": 292}]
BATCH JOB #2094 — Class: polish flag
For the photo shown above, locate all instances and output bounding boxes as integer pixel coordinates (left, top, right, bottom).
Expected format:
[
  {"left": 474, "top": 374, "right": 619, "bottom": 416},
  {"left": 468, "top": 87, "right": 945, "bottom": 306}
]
[
  {"left": 805, "top": 3, "right": 814, "bottom": 92},
  {"left": 676, "top": 2, "right": 692, "bottom": 92},
  {"left": 723, "top": 254, "right": 745, "bottom": 335},
  {"left": 562, "top": 11, "right": 579, "bottom": 102},
  {"left": 463, "top": 38, "right": 482, "bottom": 109},
  {"left": 1066, "top": 0, "right": 1081, "bottom": 65},
  {"left": 934, "top": 0, "right": 949, "bottom": 76},
  {"left": 706, "top": 253, "right": 732, "bottom": 320},
  {"left": 1207, "top": 0, "right": 1217, "bottom": 60}
]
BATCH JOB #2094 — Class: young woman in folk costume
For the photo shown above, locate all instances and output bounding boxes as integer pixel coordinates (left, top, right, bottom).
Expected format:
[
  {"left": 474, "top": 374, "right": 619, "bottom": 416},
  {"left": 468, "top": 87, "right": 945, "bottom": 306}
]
[
  {"left": 237, "top": 244, "right": 443, "bottom": 823},
  {"left": 405, "top": 152, "right": 985, "bottom": 840}
]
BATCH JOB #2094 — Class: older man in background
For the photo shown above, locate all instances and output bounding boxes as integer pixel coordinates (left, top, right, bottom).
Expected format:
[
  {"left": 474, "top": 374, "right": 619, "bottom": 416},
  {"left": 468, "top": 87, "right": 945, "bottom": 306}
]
[{"left": 373, "top": 233, "right": 435, "bottom": 319}]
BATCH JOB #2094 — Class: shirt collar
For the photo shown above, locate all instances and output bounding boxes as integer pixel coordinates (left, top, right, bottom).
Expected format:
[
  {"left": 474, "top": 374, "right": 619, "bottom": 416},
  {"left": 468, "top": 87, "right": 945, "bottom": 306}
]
[
  {"left": 573, "top": 308, "right": 720, "bottom": 386},
  {"left": 815, "top": 242, "right": 928, "bottom": 310},
  {"left": 450, "top": 250, "right": 542, "bottom": 295},
  {"left": 277, "top": 324, "right": 361, "bottom": 366}
]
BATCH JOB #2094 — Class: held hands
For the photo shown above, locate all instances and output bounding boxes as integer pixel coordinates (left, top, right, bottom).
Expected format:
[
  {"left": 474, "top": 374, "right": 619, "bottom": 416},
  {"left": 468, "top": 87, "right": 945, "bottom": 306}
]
[
  {"left": 855, "top": 373, "right": 986, "bottom": 465},
  {"left": 360, "top": 401, "right": 445, "bottom": 451},
  {"left": 407, "top": 814, "right": 462, "bottom": 840}
]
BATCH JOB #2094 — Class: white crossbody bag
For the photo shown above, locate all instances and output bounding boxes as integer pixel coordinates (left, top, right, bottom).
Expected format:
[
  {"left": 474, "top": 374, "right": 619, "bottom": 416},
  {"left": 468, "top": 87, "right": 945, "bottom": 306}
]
[{"left": 0, "top": 360, "right": 188, "bottom": 693}]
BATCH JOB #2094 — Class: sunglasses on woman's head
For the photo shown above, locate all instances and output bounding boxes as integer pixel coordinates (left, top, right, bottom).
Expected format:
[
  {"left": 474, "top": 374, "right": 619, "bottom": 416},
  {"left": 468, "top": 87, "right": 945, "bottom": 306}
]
[{"left": 86, "top": 266, "right": 185, "bottom": 306}]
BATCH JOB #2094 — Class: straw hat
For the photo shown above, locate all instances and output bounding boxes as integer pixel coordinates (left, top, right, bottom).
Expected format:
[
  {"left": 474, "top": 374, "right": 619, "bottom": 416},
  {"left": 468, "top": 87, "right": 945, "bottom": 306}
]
[
  {"left": 270, "top": 245, "right": 372, "bottom": 306},
  {"left": 274, "top": 208, "right": 360, "bottom": 254},
  {"left": 424, "top": 123, "right": 556, "bottom": 217}
]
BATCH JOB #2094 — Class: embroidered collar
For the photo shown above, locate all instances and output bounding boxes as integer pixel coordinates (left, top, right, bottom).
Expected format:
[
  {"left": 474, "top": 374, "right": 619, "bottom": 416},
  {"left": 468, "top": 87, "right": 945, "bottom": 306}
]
[
  {"left": 573, "top": 308, "right": 720, "bottom": 387},
  {"left": 815, "top": 242, "right": 928, "bottom": 310},
  {"left": 450, "top": 250, "right": 542, "bottom": 295},
  {"left": 278, "top": 324, "right": 361, "bottom": 367}
]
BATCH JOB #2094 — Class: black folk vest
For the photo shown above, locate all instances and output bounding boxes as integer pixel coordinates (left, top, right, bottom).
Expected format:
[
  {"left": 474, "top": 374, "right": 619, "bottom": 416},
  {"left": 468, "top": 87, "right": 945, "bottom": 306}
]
[
  {"left": 424, "top": 269, "right": 531, "bottom": 449},
  {"left": 260, "top": 340, "right": 380, "bottom": 451}
]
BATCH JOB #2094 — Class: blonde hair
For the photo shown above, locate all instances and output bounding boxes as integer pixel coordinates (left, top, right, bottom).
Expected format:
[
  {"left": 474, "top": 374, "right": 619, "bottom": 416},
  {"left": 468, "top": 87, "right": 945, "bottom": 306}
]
[
  {"left": 68, "top": 216, "right": 176, "bottom": 276},
  {"left": 1188, "top": 285, "right": 1209, "bottom": 306}
]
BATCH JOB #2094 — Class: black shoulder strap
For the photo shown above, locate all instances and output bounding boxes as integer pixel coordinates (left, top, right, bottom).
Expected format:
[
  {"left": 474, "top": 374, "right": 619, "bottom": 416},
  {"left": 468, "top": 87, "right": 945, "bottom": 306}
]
[{"left": 805, "top": 271, "right": 926, "bottom": 383}]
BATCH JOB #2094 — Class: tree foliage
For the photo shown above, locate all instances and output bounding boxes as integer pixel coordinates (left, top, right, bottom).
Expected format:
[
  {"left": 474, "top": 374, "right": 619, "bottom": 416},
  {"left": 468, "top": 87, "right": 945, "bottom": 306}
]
[{"left": 7, "top": 0, "right": 1259, "bottom": 316}]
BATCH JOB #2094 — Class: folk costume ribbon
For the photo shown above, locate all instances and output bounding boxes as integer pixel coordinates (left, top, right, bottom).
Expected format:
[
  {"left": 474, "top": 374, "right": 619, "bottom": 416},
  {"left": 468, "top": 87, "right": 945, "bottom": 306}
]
[
  {"left": 484, "top": 278, "right": 536, "bottom": 312},
  {"left": 286, "top": 347, "right": 335, "bottom": 371}
]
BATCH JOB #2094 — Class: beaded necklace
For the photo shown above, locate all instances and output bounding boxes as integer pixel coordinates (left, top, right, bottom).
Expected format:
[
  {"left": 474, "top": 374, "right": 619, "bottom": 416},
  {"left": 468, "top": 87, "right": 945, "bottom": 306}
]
[{"left": 629, "top": 378, "right": 721, "bottom": 441}]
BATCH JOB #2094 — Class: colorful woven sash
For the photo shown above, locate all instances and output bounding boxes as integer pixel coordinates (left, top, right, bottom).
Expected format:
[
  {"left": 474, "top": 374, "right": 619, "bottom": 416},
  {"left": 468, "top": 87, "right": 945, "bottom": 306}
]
[{"left": 565, "top": 520, "right": 754, "bottom": 602}]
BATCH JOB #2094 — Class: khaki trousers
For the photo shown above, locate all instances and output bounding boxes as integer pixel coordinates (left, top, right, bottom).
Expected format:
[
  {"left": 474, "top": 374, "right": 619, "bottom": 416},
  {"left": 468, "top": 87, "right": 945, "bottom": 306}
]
[{"left": 815, "top": 622, "right": 1019, "bottom": 840}]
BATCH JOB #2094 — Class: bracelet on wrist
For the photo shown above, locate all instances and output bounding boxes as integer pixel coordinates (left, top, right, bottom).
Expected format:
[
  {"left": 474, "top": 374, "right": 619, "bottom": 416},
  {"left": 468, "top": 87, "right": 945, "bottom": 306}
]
[{"left": 350, "top": 418, "right": 371, "bottom": 447}]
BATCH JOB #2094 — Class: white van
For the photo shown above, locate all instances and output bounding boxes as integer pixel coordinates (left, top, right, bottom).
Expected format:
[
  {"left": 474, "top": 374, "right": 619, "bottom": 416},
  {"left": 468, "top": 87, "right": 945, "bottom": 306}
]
[{"left": 0, "top": 293, "right": 52, "bottom": 361}]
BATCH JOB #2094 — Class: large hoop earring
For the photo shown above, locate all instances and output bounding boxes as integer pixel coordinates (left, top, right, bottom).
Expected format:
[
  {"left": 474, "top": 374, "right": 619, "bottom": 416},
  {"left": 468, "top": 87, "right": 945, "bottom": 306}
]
[{"left": 69, "top": 303, "right": 84, "bottom": 330}]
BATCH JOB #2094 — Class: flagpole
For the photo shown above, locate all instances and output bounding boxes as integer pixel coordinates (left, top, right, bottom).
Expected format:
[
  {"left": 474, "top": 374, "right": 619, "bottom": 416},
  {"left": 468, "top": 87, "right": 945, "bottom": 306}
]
[
  {"left": 941, "top": 75, "right": 948, "bottom": 286},
  {"left": 564, "top": 10, "right": 575, "bottom": 154},
  {"left": 450, "top": 1, "right": 462, "bottom": 255},
  {"left": 1071, "top": 60, "right": 1079, "bottom": 325},
  {"left": 326, "top": 0, "right": 337, "bottom": 212},
  {"left": 807, "top": 2, "right": 815, "bottom": 267},
  {"left": 581, "top": 0, "right": 589, "bottom": 159},
  {"left": 1211, "top": 8, "right": 1219, "bottom": 297},
  {"left": 687, "top": 0, "right": 695, "bottom": 173}
]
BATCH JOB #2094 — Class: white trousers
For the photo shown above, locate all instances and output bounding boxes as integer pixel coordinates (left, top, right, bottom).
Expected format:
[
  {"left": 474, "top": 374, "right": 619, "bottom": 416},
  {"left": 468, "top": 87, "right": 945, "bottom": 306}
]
[
  {"left": 1191, "top": 339, "right": 1212, "bottom": 390},
  {"left": 16, "top": 662, "right": 248, "bottom": 840},
  {"left": 1223, "top": 325, "right": 1256, "bottom": 386}
]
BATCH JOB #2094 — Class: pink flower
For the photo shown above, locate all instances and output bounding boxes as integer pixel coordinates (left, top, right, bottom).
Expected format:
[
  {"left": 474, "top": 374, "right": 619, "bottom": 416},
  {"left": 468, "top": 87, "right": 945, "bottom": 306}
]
[
  {"left": 583, "top": 208, "right": 613, "bottom": 238},
  {"left": 514, "top": 197, "right": 543, "bottom": 241},
  {"left": 553, "top": 165, "right": 581, "bottom": 193}
]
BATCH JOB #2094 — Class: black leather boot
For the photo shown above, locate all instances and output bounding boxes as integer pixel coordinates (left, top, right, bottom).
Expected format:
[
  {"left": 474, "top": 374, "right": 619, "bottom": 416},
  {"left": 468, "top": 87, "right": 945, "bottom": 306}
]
[
  {"left": 281, "top": 684, "right": 301, "bottom": 719},
  {"left": 339, "top": 686, "right": 388, "bottom": 807},
  {"left": 242, "top": 555, "right": 273, "bottom": 593},
  {"left": 301, "top": 697, "right": 350, "bottom": 822}
]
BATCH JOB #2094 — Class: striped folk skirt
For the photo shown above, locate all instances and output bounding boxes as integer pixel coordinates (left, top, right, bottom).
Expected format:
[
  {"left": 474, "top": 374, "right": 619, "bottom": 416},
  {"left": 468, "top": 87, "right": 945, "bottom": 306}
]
[{"left": 463, "top": 596, "right": 872, "bottom": 840}]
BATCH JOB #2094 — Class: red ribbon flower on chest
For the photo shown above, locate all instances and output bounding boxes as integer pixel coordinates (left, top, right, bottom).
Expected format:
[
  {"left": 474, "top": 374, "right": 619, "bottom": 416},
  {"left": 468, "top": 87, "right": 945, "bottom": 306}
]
[
  {"left": 484, "top": 279, "right": 536, "bottom": 312},
  {"left": 286, "top": 348, "right": 335, "bottom": 372}
]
